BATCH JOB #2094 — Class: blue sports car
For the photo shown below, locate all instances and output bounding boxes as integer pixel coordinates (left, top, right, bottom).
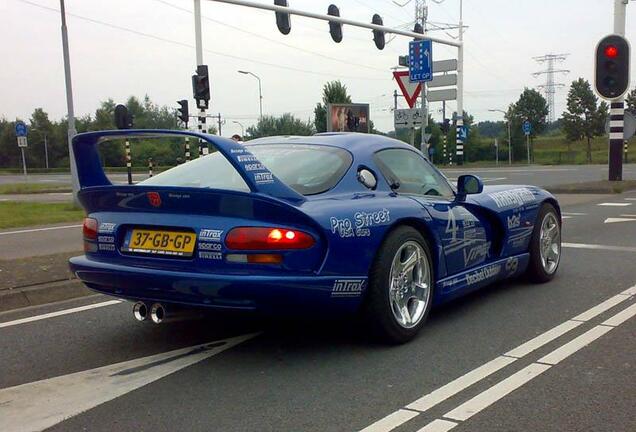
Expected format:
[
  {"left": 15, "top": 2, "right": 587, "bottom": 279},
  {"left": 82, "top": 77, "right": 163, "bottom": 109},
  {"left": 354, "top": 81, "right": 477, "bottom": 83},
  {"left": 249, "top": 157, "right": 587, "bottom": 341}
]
[{"left": 69, "top": 130, "right": 562, "bottom": 343}]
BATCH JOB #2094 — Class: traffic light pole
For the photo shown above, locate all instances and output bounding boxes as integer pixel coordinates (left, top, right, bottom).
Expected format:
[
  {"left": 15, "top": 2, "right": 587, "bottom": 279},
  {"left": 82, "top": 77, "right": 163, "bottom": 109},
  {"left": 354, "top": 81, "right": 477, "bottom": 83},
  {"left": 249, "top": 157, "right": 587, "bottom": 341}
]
[
  {"left": 455, "top": 0, "right": 464, "bottom": 165},
  {"left": 609, "top": 0, "right": 627, "bottom": 181},
  {"left": 194, "top": 0, "right": 209, "bottom": 156}
]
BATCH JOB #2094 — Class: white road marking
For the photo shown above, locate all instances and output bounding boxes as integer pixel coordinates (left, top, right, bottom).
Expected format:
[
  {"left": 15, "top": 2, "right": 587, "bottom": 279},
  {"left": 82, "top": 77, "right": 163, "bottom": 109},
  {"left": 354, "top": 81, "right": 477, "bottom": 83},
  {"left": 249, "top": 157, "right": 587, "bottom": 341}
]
[
  {"left": 0, "top": 224, "right": 82, "bottom": 236},
  {"left": 604, "top": 217, "right": 636, "bottom": 224},
  {"left": 624, "top": 198, "right": 636, "bottom": 201},
  {"left": 598, "top": 202, "right": 632, "bottom": 207},
  {"left": 561, "top": 212, "right": 588, "bottom": 216},
  {"left": 416, "top": 419, "right": 458, "bottom": 432},
  {"left": 619, "top": 214, "right": 636, "bottom": 217},
  {"left": 0, "top": 300, "right": 122, "bottom": 329},
  {"left": 358, "top": 285, "right": 636, "bottom": 431},
  {"left": 417, "top": 297, "right": 636, "bottom": 429},
  {"left": 0, "top": 333, "right": 258, "bottom": 432},
  {"left": 602, "top": 303, "right": 636, "bottom": 327},
  {"left": 444, "top": 363, "right": 551, "bottom": 421},
  {"left": 537, "top": 325, "right": 613, "bottom": 365},
  {"left": 504, "top": 320, "right": 583, "bottom": 358},
  {"left": 562, "top": 242, "right": 636, "bottom": 253},
  {"left": 561, "top": 215, "right": 572, "bottom": 219},
  {"left": 405, "top": 356, "right": 517, "bottom": 412},
  {"left": 359, "top": 409, "right": 419, "bottom": 432}
]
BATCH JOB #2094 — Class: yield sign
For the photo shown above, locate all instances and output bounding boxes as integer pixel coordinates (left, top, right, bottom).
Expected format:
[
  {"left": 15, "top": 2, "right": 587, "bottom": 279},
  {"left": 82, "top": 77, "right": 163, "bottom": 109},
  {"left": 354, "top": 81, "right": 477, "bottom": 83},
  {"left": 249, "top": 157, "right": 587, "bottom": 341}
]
[{"left": 393, "top": 71, "right": 422, "bottom": 109}]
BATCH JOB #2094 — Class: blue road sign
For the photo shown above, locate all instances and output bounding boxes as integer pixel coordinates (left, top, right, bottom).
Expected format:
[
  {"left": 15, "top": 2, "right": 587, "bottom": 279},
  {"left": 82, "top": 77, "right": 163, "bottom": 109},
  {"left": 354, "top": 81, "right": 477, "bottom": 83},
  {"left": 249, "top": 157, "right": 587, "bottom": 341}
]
[
  {"left": 409, "top": 39, "right": 433, "bottom": 83},
  {"left": 523, "top": 120, "right": 532, "bottom": 135},
  {"left": 15, "top": 121, "right": 27, "bottom": 137},
  {"left": 458, "top": 125, "right": 468, "bottom": 141}
]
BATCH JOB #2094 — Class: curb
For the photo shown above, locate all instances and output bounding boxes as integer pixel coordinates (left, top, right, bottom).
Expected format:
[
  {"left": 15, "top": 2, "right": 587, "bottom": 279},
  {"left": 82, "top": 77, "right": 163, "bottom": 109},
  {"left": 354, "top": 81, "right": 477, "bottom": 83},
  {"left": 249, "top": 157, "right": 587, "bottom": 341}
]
[{"left": 0, "top": 280, "right": 92, "bottom": 313}]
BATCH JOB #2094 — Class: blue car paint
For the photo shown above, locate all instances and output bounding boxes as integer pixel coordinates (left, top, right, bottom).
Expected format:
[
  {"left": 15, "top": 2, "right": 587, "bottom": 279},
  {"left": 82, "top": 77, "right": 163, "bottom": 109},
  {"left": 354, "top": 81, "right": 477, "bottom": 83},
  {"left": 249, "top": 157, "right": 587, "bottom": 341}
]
[{"left": 68, "top": 130, "right": 560, "bottom": 314}]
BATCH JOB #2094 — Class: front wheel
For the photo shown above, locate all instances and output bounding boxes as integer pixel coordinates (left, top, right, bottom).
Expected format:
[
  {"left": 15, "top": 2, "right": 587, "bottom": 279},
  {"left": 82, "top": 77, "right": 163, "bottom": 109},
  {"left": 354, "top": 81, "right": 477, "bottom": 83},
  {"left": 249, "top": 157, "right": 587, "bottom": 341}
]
[
  {"left": 363, "top": 226, "right": 434, "bottom": 344},
  {"left": 527, "top": 203, "right": 562, "bottom": 283}
]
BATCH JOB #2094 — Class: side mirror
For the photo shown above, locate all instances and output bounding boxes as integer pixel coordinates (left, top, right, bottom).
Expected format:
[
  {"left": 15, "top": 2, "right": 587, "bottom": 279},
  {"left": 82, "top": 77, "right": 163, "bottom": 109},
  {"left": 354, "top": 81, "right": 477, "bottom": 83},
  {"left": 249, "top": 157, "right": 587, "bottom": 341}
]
[{"left": 456, "top": 175, "right": 484, "bottom": 201}]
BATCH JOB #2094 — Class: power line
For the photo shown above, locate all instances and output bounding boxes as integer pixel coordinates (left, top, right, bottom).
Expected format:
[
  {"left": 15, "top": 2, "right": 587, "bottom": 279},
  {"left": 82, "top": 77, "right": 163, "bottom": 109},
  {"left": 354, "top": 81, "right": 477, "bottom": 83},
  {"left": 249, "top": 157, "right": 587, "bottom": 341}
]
[
  {"left": 17, "top": 0, "right": 387, "bottom": 81},
  {"left": 532, "top": 54, "right": 570, "bottom": 122}
]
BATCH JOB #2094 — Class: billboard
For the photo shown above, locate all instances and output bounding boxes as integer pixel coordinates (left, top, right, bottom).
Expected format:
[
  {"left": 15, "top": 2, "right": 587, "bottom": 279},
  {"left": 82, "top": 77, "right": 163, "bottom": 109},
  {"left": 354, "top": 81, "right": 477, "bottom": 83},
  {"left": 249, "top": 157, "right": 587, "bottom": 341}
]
[{"left": 326, "top": 103, "right": 370, "bottom": 133}]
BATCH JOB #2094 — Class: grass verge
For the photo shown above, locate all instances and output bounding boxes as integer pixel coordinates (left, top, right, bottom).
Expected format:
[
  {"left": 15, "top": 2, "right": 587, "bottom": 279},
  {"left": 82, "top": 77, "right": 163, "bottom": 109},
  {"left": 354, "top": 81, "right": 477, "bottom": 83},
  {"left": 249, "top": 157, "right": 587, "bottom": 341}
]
[
  {"left": 0, "top": 202, "right": 85, "bottom": 229},
  {"left": 0, "top": 183, "right": 72, "bottom": 195},
  {"left": 546, "top": 180, "right": 636, "bottom": 194}
]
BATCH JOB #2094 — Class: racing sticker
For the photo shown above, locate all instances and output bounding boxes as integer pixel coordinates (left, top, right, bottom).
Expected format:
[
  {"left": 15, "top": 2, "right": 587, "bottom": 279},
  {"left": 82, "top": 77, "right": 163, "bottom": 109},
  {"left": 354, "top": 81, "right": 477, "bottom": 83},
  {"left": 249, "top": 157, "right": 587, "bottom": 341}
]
[
  {"left": 489, "top": 188, "right": 535, "bottom": 209},
  {"left": 507, "top": 213, "right": 521, "bottom": 229},
  {"left": 463, "top": 241, "right": 491, "bottom": 267},
  {"left": 330, "top": 209, "right": 390, "bottom": 238},
  {"left": 465, "top": 264, "right": 501, "bottom": 286},
  {"left": 98, "top": 243, "right": 116, "bottom": 252},
  {"left": 254, "top": 172, "right": 275, "bottom": 185},
  {"left": 331, "top": 279, "right": 366, "bottom": 297},
  {"left": 237, "top": 155, "right": 257, "bottom": 163},
  {"left": 199, "top": 251, "right": 222, "bottom": 260},
  {"left": 199, "top": 229, "right": 223, "bottom": 242},
  {"left": 505, "top": 257, "right": 519, "bottom": 275},
  {"left": 98, "top": 235, "right": 114, "bottom": 243},
  {"left": 98, "top": 223, "right": 116, "bottom": 234}
]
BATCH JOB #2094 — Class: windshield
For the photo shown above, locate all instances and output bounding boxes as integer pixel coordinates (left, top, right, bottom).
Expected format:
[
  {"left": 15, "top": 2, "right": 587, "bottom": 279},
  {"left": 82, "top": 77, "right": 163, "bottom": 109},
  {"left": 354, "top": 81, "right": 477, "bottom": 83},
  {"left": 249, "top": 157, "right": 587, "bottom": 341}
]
[{"left": 139, "top": 143, "right": 352, "bottom": 195}]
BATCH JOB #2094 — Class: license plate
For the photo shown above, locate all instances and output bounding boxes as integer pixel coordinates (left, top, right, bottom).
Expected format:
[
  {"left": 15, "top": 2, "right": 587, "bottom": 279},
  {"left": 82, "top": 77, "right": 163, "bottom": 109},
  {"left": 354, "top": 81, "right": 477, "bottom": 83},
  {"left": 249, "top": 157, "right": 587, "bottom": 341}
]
[{"left": 123, "top": 229, "right": 196, "bottom": 257}]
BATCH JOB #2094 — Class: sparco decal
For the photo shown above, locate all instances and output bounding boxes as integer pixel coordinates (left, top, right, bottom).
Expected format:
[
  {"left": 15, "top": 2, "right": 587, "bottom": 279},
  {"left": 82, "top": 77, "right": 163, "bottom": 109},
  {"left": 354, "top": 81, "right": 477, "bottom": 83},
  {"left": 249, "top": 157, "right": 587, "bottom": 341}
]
[
  {"left": 489, "top": 188, "right": 535, "bottom": 209},
  {"left": 244, "top": 163, "right": 265, "bottom": 172},
  {"left": 97, "top": 235, "right": 114, "bottom": 243},
  {"left": 331, "top": 279, "right": 365, "bottom": 297},
  {"left": 465, "top": 264, "right": 501, "bottom": 285}
]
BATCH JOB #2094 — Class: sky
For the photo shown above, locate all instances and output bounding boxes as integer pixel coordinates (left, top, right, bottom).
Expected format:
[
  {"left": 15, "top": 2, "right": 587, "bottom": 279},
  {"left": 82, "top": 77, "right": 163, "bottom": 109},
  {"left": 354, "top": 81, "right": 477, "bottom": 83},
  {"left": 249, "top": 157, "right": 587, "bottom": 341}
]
[{"left": 2, "top": 0, "right": 636, "bottom": 137}]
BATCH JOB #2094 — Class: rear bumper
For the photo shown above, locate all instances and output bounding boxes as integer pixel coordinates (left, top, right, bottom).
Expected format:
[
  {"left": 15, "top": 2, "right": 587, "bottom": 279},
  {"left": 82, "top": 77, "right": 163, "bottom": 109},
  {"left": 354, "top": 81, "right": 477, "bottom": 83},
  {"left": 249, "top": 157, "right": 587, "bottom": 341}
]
[{"left": 69, "top": 255, "right": 365, "bottom": 314}]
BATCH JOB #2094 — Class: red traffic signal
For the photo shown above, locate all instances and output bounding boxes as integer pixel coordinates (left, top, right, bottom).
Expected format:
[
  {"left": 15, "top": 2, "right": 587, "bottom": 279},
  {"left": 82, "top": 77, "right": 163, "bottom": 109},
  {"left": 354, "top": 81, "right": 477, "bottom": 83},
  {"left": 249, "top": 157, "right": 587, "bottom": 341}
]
[
  {"left": 595, "top": 35, "right": 630, "bottom": 100},
  {"left": 604, "top": 45, "right": 619, "bottom": 59}
]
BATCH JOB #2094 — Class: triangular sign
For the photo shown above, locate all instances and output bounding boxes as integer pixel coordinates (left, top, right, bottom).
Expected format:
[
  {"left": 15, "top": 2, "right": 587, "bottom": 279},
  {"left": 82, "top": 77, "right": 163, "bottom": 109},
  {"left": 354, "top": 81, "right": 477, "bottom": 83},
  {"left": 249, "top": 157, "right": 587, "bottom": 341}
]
[{"left": 393, "top": 71, "right": 422, "bottom": 109}]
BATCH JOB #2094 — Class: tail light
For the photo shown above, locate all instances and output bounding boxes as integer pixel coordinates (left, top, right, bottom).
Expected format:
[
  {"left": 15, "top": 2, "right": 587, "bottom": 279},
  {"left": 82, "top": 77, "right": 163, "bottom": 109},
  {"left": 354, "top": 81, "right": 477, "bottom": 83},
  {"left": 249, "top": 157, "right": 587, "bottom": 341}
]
[
  {"left": 83, "top": 218, "right": 98, "bottom": 240},
  {"left": 225, "top": 227, "right": 315, "bottom": 250}
]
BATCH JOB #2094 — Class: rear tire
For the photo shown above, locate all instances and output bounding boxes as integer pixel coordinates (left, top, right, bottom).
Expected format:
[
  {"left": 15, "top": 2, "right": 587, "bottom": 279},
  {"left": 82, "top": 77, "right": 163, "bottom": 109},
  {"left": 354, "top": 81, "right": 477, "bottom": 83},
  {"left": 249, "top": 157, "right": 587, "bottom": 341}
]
[
  {"left": 527, "top": 203, "right": 561, "bottom": 283},
  {"left": 363, "top": 226, "right": 434, "bottom": 344}
]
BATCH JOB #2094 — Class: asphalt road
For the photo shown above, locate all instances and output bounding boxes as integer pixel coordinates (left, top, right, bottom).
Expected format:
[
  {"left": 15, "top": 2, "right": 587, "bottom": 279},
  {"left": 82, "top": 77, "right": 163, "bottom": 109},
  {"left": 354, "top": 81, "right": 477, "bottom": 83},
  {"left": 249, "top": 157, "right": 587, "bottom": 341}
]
[{"left": 1, "top": 192, "right": 635, "bottom": 431}]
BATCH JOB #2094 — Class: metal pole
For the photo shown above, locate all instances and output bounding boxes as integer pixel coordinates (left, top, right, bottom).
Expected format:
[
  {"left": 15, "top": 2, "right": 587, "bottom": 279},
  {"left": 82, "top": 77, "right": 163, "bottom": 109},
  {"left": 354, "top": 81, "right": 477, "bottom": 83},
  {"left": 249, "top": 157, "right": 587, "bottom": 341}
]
[
  {"left": 125, "top": 140, "right": 132, "bottom": 184},
  {"left": 194, "top": 0, "right": 203, "bottom": 65},
  {"left": 526, "top": 133, "right": 530, "bottom": 165},
  {"left": 495, "top": 138, "right": 499, "bottom": 166},
  {"left": 609, "top": 0, "right": 627, "bottom": 181},
  {"left": 60, "top": 0, "right": 79, "bottom": 203},
  {"left": 20, "top": 147, "right": 27, "bottom": 178},
  {"left": 394, "top": 90, "right": 398, "bottom": 111},
  {"left": 508, "top": 120, "right": 512, "bottom": 165},
  {"left": 257, "top": 76, "right": 263, "bottom": 121},
  {"left": 148, "top": 158, "right": 154, "bottom": 178},
  {"left": 44, "top": 133, "right": 49, "bottom": 169},
  {"left": 455, "top": 0, "right": 464, "bottom": 165}
]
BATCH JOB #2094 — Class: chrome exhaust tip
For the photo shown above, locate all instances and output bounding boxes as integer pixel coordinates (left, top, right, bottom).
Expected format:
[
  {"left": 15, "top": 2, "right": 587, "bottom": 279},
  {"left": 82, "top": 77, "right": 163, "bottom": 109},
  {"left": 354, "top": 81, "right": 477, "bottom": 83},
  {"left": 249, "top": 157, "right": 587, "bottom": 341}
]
[
  {"left": 133, "top": 302, "right": 148, "bottom": 322},
  {"left": 150, "top": 303, "right": 165, "bottom": 324}
]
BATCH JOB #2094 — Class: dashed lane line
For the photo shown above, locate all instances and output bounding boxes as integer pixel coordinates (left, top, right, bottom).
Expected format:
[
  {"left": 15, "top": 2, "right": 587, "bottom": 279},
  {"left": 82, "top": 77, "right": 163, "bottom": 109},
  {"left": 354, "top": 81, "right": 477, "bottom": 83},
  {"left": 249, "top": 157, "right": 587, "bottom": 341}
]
[
  {"left": 0, "top": 224, "right": 82, "bottom": 236},
  {"left": 562, "top": 242, "right": 636, "bottom": 253},
  {"left": 357, "top": 284, "right": 636, "bottom": 432},
  {"left": 0, "top": 300, "right": 122, "bottom": 329},
  {"left": 598, "top": 202, "right": 632, "bottom": 207}
]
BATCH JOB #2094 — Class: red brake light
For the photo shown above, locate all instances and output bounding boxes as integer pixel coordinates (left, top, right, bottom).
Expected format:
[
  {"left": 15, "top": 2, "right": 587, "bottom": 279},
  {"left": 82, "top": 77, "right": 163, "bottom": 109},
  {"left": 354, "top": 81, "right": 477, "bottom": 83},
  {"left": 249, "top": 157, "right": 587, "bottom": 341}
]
[
  {"left": 225, "top": 227, "right": 315, "bottom": 250},
  {"left": 605, "top": 45, "right": 619, "bottom": 58},
  {"left": 83, "top": 218, "right": 98, "bottom": 240}
]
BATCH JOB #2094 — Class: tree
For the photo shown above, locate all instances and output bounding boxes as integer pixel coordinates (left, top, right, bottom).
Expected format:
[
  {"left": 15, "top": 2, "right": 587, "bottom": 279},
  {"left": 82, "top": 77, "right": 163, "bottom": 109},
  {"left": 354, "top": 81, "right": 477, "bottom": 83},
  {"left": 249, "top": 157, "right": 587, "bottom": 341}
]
[
  {"left": 246, "top": 113, "right": 315, "bottom": 139},
  {"left": 561, "top": 78, "right": 608, "bottom": 163},
  {"left": 313, "top": 81, "right": 352, "bottom": 133},
  {"left": 509, "top": 88, "right": 549, "bottom": 162},
  {"left": 626, "top": 88, "right": 636, "bottom": 114}
]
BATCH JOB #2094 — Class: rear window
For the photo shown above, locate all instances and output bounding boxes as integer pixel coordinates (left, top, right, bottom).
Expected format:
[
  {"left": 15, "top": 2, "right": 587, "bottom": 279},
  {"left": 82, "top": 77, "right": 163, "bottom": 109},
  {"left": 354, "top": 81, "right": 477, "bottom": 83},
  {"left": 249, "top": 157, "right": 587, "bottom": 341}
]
[{"left": 139, "top": 144, "right": 352, "bottom": 196}]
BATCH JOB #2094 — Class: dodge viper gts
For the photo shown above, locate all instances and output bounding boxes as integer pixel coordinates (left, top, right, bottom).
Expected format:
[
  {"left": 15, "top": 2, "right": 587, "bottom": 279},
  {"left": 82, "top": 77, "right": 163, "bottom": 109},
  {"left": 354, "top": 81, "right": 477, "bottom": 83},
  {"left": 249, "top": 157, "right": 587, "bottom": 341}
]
[{"left": 69, "top": 130, "right": 562, "bottom": 343}]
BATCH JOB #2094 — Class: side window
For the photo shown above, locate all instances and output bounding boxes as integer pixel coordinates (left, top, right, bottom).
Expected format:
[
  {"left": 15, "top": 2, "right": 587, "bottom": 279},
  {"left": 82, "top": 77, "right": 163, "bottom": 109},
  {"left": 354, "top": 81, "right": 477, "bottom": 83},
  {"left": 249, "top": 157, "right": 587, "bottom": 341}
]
[{"left": 375, "top": 149, "right": 454, "bottom": 197}]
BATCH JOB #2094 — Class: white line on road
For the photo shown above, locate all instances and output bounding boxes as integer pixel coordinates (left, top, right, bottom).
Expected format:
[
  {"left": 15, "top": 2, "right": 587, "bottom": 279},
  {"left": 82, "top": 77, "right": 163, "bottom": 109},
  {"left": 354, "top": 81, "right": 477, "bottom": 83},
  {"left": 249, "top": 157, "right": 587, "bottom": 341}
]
[
  {"left": 0, "top": 333, "right": 258, "bottom": 432},
  {"left": 598, "top": 202, "right": 632, "bottom": 207},
  {"left": 416, "top": 419, "right": 458, "bottom": 432},
  {"left": 537, "top": 325, "right": 613, "bottom": 365},
  {"left": 561, "top": 212, "right": 588, "bottom": 216},
  {"left": 602, "top": 302, "right": 636, "bottom": 327},
  {"left": 0, "top": 224, "right": 82, "bottom": 236},
  {"left": 357, "top": 285, "right": 636, "bottom": 431},
  {"left": 0, "top": 300, "right": 122, "bottom": 329},
  {"left": 444, "top": 363, "right": 551, "bottom": 421},
  {"left": 604, "top": 217, "right": 636, "bottom": 224},
  {"left": 360, "top": 409, "right": 420, "bottom": 432},
  {"left": 562, "top": 242, "right": 636, "bottom": 253}
]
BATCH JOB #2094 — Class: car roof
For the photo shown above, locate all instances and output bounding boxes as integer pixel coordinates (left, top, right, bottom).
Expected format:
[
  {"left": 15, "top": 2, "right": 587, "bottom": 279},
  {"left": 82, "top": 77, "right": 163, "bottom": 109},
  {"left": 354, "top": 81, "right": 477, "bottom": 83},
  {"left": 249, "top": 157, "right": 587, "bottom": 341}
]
[{"left": 245, "top": 132, "right": 417, "bottom": 156}]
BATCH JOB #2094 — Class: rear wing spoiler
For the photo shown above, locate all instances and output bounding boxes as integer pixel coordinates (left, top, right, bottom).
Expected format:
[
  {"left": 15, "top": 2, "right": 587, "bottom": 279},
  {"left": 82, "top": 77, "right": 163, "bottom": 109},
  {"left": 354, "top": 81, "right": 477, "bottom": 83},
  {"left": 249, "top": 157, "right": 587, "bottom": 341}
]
[{"left": 72, "top": 129, "right": 305, "bottom": 204}]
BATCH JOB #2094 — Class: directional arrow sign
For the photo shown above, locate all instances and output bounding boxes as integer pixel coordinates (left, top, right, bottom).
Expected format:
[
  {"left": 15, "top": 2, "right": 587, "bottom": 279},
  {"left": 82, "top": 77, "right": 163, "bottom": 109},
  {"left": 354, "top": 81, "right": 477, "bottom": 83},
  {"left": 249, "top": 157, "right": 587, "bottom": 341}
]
[{"left": 393, "top": 71, "right": 422, "bottom": 109}]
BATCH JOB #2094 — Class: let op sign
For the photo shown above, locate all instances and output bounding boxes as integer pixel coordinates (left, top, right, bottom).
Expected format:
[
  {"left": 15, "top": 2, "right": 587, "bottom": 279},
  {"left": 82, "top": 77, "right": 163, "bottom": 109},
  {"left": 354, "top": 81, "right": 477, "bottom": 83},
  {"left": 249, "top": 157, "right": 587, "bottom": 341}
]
[{"left": 409, "top": 39, "right": 433, "bottom": 83}]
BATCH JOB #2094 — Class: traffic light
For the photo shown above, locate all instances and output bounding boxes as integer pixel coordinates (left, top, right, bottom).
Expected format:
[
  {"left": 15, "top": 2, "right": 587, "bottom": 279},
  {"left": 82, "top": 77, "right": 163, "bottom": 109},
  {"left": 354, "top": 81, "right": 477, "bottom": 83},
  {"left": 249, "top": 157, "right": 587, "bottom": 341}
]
[
  {"left": 595, "top": 34, "right": 630, "bottom": 100},
  {"left": 192, "top": 65, "right": 210, "bottom": 109},
  {"left": 177, "top": 100, "right": 189, "bottom": 124},
  {"left": 440, "top": 119, "right": 451, "bottom": 134},
  {"left": 372, "top": 14, "right": 385, "bottom": 50},
  {"left": 114, "top": 104, "right": 133, "bottom": 129},
  {"left": 327, "top": 4, "right": 342, "bottom": 43},
  {"left": 413, "top": 22, "right": 423, "bottom": 40},
  {"left": 274, "top": 0, "right": 291, "bottom": 35}
]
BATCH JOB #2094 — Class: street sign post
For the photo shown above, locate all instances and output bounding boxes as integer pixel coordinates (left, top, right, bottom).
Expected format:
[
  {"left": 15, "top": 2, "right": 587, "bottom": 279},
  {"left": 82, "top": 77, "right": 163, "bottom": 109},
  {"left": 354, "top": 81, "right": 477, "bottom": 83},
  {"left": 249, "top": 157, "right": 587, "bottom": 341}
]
[
  {"left": 523, "top": 121, "right": 532, "bottom": 164},
  {"left": 394, "top": 108, "right": 423, "bottom": 129},
  {"left": 15, "top": 121, "right": 28, "bottom": 177},
  {"left": 409, "top": 39, "right": 433, "bottom": 82},
  {"left": 458, "top": 125, "right": 468, "bottom": 141},
  {"left": 393, "top": 71, "right": 422, "bottom": 109}
]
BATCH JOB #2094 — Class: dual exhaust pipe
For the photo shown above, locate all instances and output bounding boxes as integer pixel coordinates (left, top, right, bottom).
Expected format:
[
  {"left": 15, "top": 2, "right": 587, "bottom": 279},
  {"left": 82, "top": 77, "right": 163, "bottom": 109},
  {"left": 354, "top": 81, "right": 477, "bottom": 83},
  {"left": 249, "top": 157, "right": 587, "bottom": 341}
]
[{"left": 133, "top": 301, "right": 200, "bottom": 324}]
